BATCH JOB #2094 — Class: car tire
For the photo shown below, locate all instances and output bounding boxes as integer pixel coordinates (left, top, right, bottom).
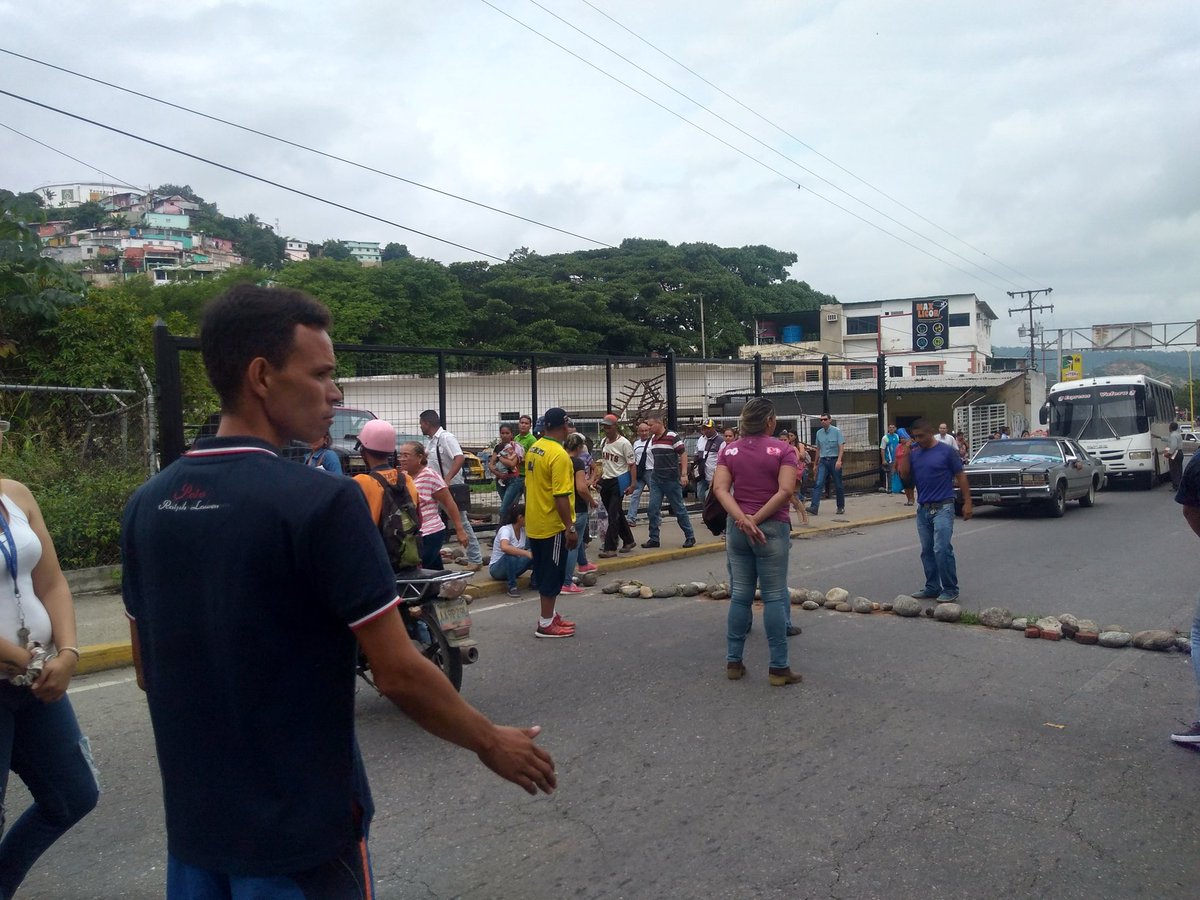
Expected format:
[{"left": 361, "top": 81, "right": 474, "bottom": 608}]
[
  {"left": 1045, "top": 482, "right": 1067, "bottom": 518},
  {"left": 1078, "top": 479, "right": 1097, "bottom": 507}
]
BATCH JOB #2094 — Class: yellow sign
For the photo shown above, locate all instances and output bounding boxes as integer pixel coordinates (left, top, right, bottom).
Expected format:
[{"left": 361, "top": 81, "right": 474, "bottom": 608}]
[{"left": 1061, "top": 353, "right": 1083, "bottom": 381}]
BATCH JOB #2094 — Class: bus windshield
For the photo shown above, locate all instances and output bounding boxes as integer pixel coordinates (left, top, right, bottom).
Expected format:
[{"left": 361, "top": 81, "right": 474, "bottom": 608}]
[{"left": 1047, "top": 386, "right": 1143, "bottom": 440}]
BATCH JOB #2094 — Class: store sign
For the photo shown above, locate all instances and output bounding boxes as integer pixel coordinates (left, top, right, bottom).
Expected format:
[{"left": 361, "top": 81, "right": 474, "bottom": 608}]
[
  {"left": 912, "top": 299, "right": 949, "bottom": 351},
  {"left": 1061, "top": 353, "right": 1083, "bottom": 381}
]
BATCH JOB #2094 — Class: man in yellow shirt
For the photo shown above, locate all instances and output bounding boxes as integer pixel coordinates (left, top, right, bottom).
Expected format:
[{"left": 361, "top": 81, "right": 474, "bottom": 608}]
[{"left": 524, "top": 408, "right": 579, "bottom": 638}]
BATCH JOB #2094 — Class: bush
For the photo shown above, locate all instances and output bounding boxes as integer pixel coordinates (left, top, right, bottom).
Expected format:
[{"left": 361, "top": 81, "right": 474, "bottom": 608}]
[{"left": 1, "top": 443, "right": 145, "bottom": 570}]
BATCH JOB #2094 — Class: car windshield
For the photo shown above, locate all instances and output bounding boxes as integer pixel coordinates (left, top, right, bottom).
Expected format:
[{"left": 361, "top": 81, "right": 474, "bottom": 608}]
[
  {"left": 1048, "top": 386, "right": 1142, "bottom": 440},
  {"left": 331, "top": 408, "right": 375, "bottom": 440},
  {"left": 972, "top": 440, "right": 1063, "bottom": 464}
]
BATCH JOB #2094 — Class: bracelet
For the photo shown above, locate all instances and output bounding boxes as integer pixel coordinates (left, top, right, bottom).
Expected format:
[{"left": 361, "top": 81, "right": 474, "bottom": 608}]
[{"left": 58, "top": 646, "right": 81, "bottom": 660}]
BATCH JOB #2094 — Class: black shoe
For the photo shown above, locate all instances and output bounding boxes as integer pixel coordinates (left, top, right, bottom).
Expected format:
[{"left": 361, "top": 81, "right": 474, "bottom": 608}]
[
  {"left": 682, "top": 537, "right": 696, "bottom": 548},
  {"left": 786, "top": 625, "right": 802, "bottom": 637},
  {"left": 641, "top": 539, "right": 660, "bottom": 549},
  {"left": 806, "top": 506, "right": 818, "bottom": 515},
  {"left": 620, "top": 541, "right": 636, "bottom": 553},
  {"left": 836, "top": 507, "right": 845, "bottom": 515}
]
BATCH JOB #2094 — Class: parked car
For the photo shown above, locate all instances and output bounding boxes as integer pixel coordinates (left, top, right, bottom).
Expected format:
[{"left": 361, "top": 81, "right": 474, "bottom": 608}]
[{"left": 955, "top": 437, "right": 1106, "bottom": 518}]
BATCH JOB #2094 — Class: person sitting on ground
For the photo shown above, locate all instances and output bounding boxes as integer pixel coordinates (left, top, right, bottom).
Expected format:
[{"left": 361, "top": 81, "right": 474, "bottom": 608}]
[
  {"left": 304, "top": 431, "right": 342, "bottom": 475},
  {"left": 489, "top": 504, "right": 533, "bottom": 598},
  {"left": 397, "top": 441, "right": 469, "bottom": 571}
]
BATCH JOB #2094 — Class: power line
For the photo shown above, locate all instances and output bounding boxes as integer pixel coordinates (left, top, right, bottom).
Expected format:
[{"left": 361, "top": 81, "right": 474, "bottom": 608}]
[
  {"left": 0, "top": 120, "right": 138, "bottom": 190},
  {"left": 0, "top": 46, "right": 614, "bottom": 250},
  {"left": 0, "top": 89, "right": 509, "bottom": 263},
  {"left": 577, "top": 0, "right": 1043, "bottom": 286},
  {"left": 523, "top": 0, "right": 1023, "bottom": 290},
  {"left": 480, "top": 0, "right": 1014, "bottom": 293}
]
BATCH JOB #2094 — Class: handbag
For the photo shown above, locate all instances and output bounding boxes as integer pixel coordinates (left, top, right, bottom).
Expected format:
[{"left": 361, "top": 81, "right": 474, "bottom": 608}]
[{"left": 701, "top": 487, "right": 727, "bottom": 536}]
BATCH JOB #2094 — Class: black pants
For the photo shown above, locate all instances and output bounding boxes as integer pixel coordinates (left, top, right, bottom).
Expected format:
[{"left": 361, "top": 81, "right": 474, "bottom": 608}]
[
  {"left": 599, "top": 477, "right": 635, "bottom": 551},
  {"left": 1170, "top": 453, "right": 1183, "bottom": 490}
]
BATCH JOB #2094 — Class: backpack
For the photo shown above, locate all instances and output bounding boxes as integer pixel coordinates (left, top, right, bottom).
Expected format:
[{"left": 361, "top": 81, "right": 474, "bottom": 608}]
[{"left": 368, "top": 471, "right": 424, "bottom": 573}]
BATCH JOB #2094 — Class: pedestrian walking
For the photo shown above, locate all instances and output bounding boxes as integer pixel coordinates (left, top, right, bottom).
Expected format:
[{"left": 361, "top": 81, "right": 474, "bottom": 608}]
[
  {"left": 896, "top": 417, "right": 973, "bottom": 603},
  {"left": 0, "top": 422, "right": 98, "bottom": 898},
  {"left": 880, "top": 423, "right": 899, "bottom": 493},
  {"left": 628, "top": 422, "right": 652, "bottom": 527},
  {"left": 420, "top": 410, "right": 482, "bottom": 568},
  {"left": 525, "top": 408, "right": 579, "bottom": 638},
  {"left": 1165, "top": 422, "right": 1184, "bottom": 491},
  {"left": 641, "top": 412, "right": 697, "bottom": 549},
  {"left": 712, "top": 397, "right": 802, "bottom": 686},
  {"left": 934, "top": 422, "right": 958, "bottom": 448},
  {"left": 807, "top": 414, "right": 846, "bottom": 516},
  {"left": 120, "top": 285, "right": 555, "bottom": 897},
  {"left": 1169, "top": 451, "right": 1200, "bottom": 746},
  {"left": 595, "top": 414, "right": 637, "bottom": 558}
]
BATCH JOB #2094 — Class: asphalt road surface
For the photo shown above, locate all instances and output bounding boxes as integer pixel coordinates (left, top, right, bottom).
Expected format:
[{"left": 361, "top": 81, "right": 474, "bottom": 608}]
[{"left": 11, "top": 482, "right": 1200, "bottom": 899}]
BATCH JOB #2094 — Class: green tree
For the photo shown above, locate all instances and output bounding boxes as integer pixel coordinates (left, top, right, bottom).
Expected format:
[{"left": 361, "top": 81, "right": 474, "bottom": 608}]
[
  {"left": 153, "top": 184, "right": 203, "bottom": 203},
  {"left": 0, "top": 190, "right": 46, "bottom": 221},
  {"left": 68, "top": 201, "right": 107, "bottom": 230},
  {"left": 381, "top": 242, "right": 411, "bottom": 262},
  {"left": 0, "top": 210, "right": 86, "bottom": 357},
  {"left": 320, "top": 240, "right": 353, "bottom": 261}
]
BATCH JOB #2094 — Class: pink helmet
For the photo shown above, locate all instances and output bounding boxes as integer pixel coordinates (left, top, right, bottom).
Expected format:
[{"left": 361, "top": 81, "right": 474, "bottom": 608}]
[{"left": 357, "top": 419, "right": 396, "bottom": 453}]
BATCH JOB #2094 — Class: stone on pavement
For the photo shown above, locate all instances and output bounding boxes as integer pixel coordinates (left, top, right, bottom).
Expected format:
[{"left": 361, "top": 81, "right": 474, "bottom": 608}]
[
  {"left": 1011, "top": 618, "right": 1028, "bottom": 630},
  {"left": 893, "top": 595, "right": 921, "bottom": 617},
  {"left": 580, "top": 572, "right": 598, "bottom": 587},
  {"left": 1098, "top": 631, "right": 1132, "bottom": 648},
  {"left": 620, "top": 585, "right": 642, "bottom": 598},
  {"left": 825, "top": 587, "right": 850, "bottom": 606},
  {"left": 639, "top": 585, "right": 655, "bottom": 599},
  {"left": 979, "top": 607, "right": 1014, "bottom": 629},
  {"left": 602, "top": 581, "right": 623, "bottom": 594},
  {"left": 804, "top": 590, "right": 826, "bottom": 604},
  {"left": 1131, "top": 629, "right": 1174, "bottom": 651},
  {"left": 835, "top": 602, "right": 852, "bottom": 612},
  {"left": 801, "top": 600, "right": 821, "bottom": 610},
  {"left": 850, "top": 596, "right": 874, "bottom": 614},
  {"left": 933, "top": 603, "right": 962, "bottom": 622},
  {"left": 680, "top": 583, "right": 702, "bottom": 597},
  {"left": 652, "top": 586, "right": 679, "bottom": 598}
]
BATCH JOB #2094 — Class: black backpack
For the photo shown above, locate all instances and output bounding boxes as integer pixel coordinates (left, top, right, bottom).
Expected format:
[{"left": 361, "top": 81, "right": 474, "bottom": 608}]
[{"left": 368, "top": 471, "right": 424, "bottom": 573}]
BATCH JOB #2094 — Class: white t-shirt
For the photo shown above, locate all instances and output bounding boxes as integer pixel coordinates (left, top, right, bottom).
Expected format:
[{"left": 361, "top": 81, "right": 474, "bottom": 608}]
[
  {"left": 632, "top": 438, "right": 654, "bottom": 477},
  {"left": 491, "top": 523, "right": 526, "bottom": 560},
  {"left": 934, "top": 433, "right": 958, "bottom": 448},
  {"left": 694, "top": 433, "right": 723, "bottom": 481},
  {"left": 598, "top": 436, "right": 635, "bottom": 480},
  {"left": 425, "top": 428, "right": 466, "bottom": 485},
  {"left": 0, "top": 494, "right": 53, "bottom": 645}
]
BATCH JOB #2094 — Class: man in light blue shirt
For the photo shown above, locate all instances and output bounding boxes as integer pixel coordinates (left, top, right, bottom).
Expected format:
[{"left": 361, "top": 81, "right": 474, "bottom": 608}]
[{"left": 808, "top": 413, "right": 845, "bottom": 515}]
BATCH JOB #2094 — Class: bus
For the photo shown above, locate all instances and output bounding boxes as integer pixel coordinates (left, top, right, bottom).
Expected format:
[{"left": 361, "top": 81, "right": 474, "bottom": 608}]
[{"left": 1041, "top": 375, "right": 1175, "bottom": 489}]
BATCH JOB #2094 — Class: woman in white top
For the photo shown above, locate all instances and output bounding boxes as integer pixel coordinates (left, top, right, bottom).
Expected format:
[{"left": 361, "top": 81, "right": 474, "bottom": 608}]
[
  {"left": 488, "top": 504, "right": 533, "bottom": 597},
  {"left": 0, "top": 435, "right": 99, "bottom": 895}
]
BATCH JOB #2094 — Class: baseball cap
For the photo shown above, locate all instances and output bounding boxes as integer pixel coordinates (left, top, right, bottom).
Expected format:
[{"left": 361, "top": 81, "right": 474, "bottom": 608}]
[
  {"left": 542, "top": 407, "right": 572, "bottom": 430},
  {"left": 357, "top": 419, "right": 397, "bottom": 453},
  {"left": 700, "top": 418, "right": 716, "bottom": 429},
  {"left": 602, "top": 413, "right": 620, "bottom": 426}
]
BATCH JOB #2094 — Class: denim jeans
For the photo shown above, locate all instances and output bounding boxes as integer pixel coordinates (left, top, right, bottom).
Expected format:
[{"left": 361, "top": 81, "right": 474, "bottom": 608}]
[
  {"left": 489, "top": 553, "right": 532, "bottom": 589},
  {"left": 695, "top": 477, "right": 709, "bottom": 507},
  {"left": 647, "top": 479, "right": 695, "bottom": 542},
  {"left": 809, "top": 458, "right": 844, "bottom": 512},
  {"left": 0, "top": 688, "right": 100, "bottom": 897},
  {"left": 420, "top": 528, "right": 446, "bottom": 570},
  {"left": 565, "top": 510, "right": 590, "bottom": 580},
  {"left": 458, "top": 509, "right": 481, "bottom": 564},
  {"left": 916, "top": 502, "right": 959, "bottom": 597},
  {"left": 628, "top": 478, "right": 647, "bottom": 522},
  {"left": 497, "top": 477, "right": 524, "bottom": 524},
  {"left": 725, "top": 520, "right": 791, "bottom": 669}
]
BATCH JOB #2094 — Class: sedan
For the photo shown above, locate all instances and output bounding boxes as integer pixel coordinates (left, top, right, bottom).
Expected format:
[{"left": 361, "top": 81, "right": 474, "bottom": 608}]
[{"left": 955, "top": 437, "right": 1106, "bottom": 518}]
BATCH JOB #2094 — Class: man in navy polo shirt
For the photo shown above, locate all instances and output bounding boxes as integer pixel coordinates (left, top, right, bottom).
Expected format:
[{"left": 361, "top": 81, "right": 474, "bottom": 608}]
[
  {"left": 897, "top": 417, "right": 973, "bottom": 603},
  {"left": 121, "top": 285, "right": 555, "bottom": 898}
]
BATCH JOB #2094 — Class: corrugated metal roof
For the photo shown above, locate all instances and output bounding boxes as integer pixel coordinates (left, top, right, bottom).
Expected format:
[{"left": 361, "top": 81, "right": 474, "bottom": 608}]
[{"left": 756, "top": 371, "right": 1022, "bottom": 395}]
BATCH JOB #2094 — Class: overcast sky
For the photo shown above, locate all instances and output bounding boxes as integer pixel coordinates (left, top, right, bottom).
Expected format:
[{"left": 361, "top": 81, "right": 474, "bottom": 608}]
[{"left": 2, "top": 0, "right": 1197, "bottom": 348}]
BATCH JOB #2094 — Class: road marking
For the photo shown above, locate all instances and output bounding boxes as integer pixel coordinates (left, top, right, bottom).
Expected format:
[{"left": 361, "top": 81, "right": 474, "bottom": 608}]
[
  {"left": 69, "top": 675, "right": 136, "bottom": 694},
  {"left": 472, "top": 597, "right": 537, "bottom": 614}
]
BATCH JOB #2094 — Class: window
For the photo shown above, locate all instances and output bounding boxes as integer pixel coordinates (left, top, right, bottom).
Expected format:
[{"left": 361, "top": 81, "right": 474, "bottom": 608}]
[
  {"left": 804, "top": 370, "right": 820, "bottom": 382},
  {"left": 846, "top": 315, "right": 878, "bottom": 335},
  {"left": 948, "top": 313, "right": 971, "bottom": 328},
  {"left": 914, "top": 364, "right": 942, "bottom": 376},
  {"left": 773, "top": 371, "right": 795, "bottom": 384},
  {"left": 889, "top": 366, "right": 903, "bottom": 378},
  {"left": 849, "top": 367, "right": 875, "bottom": 380}
]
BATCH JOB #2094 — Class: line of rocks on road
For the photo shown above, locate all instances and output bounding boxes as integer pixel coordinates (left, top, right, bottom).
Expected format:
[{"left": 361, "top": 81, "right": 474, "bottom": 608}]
[{"left": 596, "top": 578, "right": 1192, "bottom": 656}]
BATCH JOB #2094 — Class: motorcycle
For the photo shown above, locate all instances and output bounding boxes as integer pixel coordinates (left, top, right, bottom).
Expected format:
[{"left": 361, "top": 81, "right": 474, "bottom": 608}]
[{"left": 357, "top": 568, "right": 478, "bottom": 693}]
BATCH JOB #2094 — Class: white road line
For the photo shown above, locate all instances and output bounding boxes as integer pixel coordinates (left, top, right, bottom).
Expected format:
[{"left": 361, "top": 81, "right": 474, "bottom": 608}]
[
  {"left": 472, "top": 597, "right": 537, "bottom": 614},
  {"left": 69, "top": 675, "right": 136, "bottom": 694}
]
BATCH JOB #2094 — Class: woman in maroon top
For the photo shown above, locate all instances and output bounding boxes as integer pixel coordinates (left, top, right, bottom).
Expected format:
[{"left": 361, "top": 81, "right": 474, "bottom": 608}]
[{"left": 712, "top": 397, "right": 802, "bottom": 686}]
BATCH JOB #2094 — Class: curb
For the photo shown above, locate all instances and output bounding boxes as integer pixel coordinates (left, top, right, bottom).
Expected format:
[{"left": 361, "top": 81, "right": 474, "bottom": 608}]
[{"left": 74, "top": 507, "right": 916, "bottom": 675}]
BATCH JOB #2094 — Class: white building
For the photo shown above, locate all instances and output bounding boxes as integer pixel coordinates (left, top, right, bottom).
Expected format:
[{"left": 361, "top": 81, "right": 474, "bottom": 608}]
[
  {"left": 343, "top": 240, "right": 381, "bottom": 267},
  {"left": 285, "top": 240, "right": 310, "bottom": 262},
  {"left": 30, "top": 181, "right": 143, "bottom": 208}
]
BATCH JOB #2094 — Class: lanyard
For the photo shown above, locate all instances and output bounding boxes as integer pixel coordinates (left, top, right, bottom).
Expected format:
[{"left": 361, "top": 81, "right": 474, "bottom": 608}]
[{"left": 0, "top": 509, "right": 29, "bottom": 644}]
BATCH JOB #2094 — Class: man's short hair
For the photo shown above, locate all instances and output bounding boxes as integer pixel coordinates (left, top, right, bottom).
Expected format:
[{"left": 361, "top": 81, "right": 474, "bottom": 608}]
[
  {"left": 644, "top": 411, "right": 664, "bottom": 424},
  {"left": 419, "top": 410, "right": 441, "bottom": 429},
  {"left": 910, "top": 417, "right": 933, "bottom": 434},
  {"left": 199, "top": 284, "right": 331, "bottom": 409}
]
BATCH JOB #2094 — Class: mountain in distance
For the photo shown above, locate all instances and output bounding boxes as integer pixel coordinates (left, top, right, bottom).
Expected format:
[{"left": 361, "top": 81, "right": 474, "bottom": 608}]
[{"left": 992, "top": 346, "right": 1196, "bottom": 385}]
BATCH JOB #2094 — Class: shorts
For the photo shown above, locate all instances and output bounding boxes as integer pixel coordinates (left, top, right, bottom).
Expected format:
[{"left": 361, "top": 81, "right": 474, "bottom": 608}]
[
  {"left": 167, "top": 835, "right": 372, "bottom": 899},
  {"left": 529, "top": 532, "right": 568, "bottom": 598}
]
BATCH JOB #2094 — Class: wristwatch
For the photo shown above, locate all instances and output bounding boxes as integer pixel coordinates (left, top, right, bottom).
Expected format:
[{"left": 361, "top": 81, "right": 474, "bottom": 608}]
[{"left": 567, "top": 525, "right": 577, "bottom": 533}]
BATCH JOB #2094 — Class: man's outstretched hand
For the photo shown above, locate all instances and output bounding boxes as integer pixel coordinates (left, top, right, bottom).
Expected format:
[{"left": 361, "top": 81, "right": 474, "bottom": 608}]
[{"left": 478, "top": 725, "right": 557, "bottom": 795}]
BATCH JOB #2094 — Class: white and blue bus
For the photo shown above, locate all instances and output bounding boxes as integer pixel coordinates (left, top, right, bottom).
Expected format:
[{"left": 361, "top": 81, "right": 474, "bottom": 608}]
[{"left": 1041, "top": 375, "right": 1175, "bottom": 489}]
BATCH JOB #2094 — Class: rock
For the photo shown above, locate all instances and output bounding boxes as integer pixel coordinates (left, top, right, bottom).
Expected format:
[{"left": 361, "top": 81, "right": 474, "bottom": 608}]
[
  {"left": 1035, "top": 617, "right": 1061, "bottom": 633},
  {"left": 979, "top": 607, "right": 1014, "bottom": 629},
  {"left": 871, "top": 602, "right": 881, "bottom": 611},
  {"left": 1011, "top": 617, "right": 1028, "bottom": 631},
  {"left": 709, "top": 588, "right": 730, "bottom": 601},
  {"left": 893, "top": 596, "right": 922, "bottom": 617},
  {"left": 788, "top": 587, "right": 805, "bottom": 604},
  {"left": 1101, "top": 624, "right": 1126, "bottom": 635},
  {"left": 1074, "top": 631, "right": 1099, "bottom": 645},
  {"left": 1098, "top": 631, "right": 1132, "bottom": 648},
  {"left": 1176, "top": 637, "right": 1192, "bottom": 655},
  {"left": 1077, "top": 619, "right": 1099, "bottom": 634},
  {"left": 933, "top": 603, "right": 962, "bottom": 623},
  {"left": 680, "top": 583, "right": 702, "bottom": 597},
  {"left": 602, "top": 581, "right": 623, "bottom": 594},
  {"left": 880, "top": 602, "right": 893, "bottom": 612},
  {"left": 1058, "top": 614, "right": 1079, "bottom": 630},
  {"left": 620, "top": 585, "right": 642, "bottom": 598},
  {"left": 1024, "top": 626, "right": 1041, "bottom": 638},
  {"left": 851, "top": 596, "right": 874, "bottom": 614},
  {"left": 639, "top": 585, "right": 655, "bottom": 599},
  {"left": 691, "top": 582, "right": 709, "bottom": 592},
  {"left": 834, "top": 602, "right": 851, "bottom": 612},
  {"left": 825, "top": 587, "right": 850, "bottom": 606},
  {"left": 1060, "top": 619, "right": 1079, "bottom": 639},
  {"left": 822, "top": 596, "right": 841, "bottom": 609},
  {"left": 580, "top": 573, "right": 598, "bottom": 587},
  {"left": 1131, "top": 629, "right": 1175, "bottom": 651},
  {"left": 804, "top": 590, "right": 826, "bottom": 604},
  {"left": 652, "top": 586, "right": 678, "bottom": 599},
  {"left": 801, "top": 600, "right": 821, "bottom": 611},
  {"left": 923, "top": 607, "right": 934, "bottom": 618}
]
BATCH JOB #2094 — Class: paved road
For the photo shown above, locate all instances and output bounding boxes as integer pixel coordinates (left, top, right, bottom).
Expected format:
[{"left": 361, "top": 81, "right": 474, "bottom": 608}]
[{"left": 11, "top": 482, "right": 1199, "bottom": 898}]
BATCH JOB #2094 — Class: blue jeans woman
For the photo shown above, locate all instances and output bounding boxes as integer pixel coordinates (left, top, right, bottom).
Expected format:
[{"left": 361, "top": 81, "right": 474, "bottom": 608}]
[{"left": 725, "top": 520, "right": 791, "bottom": 671}]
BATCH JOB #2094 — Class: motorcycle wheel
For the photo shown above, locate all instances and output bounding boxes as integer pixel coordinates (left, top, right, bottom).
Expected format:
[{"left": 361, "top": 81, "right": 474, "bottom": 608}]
[{"left": 416, "top": 606, "right": 464, "bottom": 691}]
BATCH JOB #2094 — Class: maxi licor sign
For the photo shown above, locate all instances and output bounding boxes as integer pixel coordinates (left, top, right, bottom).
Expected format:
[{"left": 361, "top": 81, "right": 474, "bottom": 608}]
[{"left": 912, "top": 299, "right": 949, "bottom": 351}]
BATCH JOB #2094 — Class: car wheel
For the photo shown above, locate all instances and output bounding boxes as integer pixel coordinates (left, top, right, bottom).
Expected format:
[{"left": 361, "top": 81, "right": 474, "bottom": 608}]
[
  {"left": 1078, "top": 478, "right": 1097, "bottom": 507},
  {"left": 1045, "top": 482, "right": 1067, "bottom": 518}
]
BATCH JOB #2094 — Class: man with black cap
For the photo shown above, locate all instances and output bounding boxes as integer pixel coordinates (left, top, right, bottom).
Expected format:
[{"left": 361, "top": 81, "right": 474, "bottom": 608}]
[
  {"left": 524, "top": 408, "right": 578, "bottom": 638},
  {"left": 595, "top": 414, "right": 637, "bottom": 558}
]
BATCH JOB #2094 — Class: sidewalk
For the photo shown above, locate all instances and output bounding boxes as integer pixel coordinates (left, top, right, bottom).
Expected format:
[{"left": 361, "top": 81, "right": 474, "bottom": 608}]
[{"left": 72, "top": 490, "right": 917, "bottom": 674}]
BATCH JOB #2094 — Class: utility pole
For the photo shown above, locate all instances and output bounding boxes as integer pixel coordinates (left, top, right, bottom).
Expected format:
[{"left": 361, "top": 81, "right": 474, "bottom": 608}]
[{"left": 1007, "top": 288, "right": 1054, "bottom": 370}]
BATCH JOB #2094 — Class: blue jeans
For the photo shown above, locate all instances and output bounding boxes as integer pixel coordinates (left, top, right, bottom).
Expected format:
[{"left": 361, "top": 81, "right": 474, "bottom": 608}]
[
  {"left": 725, "top": 520, "right": 791, "bottom": 669},
  {"left": 497, "top": 477, "right": 524, "bottom": 524},
  {"left": 0, "top": 688, "right": 100, "bottom": 897},
  {"left": 458, "top": 509, "right": 481, "bottom": 564},
  {"left": 647, "top": 479, "right": 695, "bottom": 542},
  {"left": 628, "top": 478, "right": 647, "bottom": 521},
  {"left": 916, "top": 502, "right": 959, "bottom": 597},
  {"left": 489, "top": 553, "right": 532, "bottom": 589},
  {"left": 1190, "top": 596, "right": 1200, "bottom": 717},
  {"left": 695, "top": 478, "right": 709, "bottom": 507},
  {"left": 420, "top": 528, "right": 446, "bottom": 570},
  {"left": 810, "top": 458, "right": 844, "bottom": 512},
  {"left": 565, "top": 510, "right": 590, "bottom": 580}
]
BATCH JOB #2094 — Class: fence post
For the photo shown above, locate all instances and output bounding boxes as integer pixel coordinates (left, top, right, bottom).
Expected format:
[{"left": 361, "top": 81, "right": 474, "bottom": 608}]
[
  {"left": 753, "top": 353, "right": 763, "bottom": 396},
  {"left": 530, "top": 355, "right": 539, "bottom": 423},
  {"left": 877, "top": 353, "right": 887, "bottom": 490},
  {"left": 605, "top": 357, "right": 613, "bottom": 413},
  {"left": 436, "top": 351, "right": 447, "bottom": 426},
  {"left": 821, "top": 354, "right": 830, "bottom": 415},
  {"left": 665, "top": 350, "right": 678, "bottom": 431},
  {"left": 152, "top": 320, "right": 185, "bottom": 468}
]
